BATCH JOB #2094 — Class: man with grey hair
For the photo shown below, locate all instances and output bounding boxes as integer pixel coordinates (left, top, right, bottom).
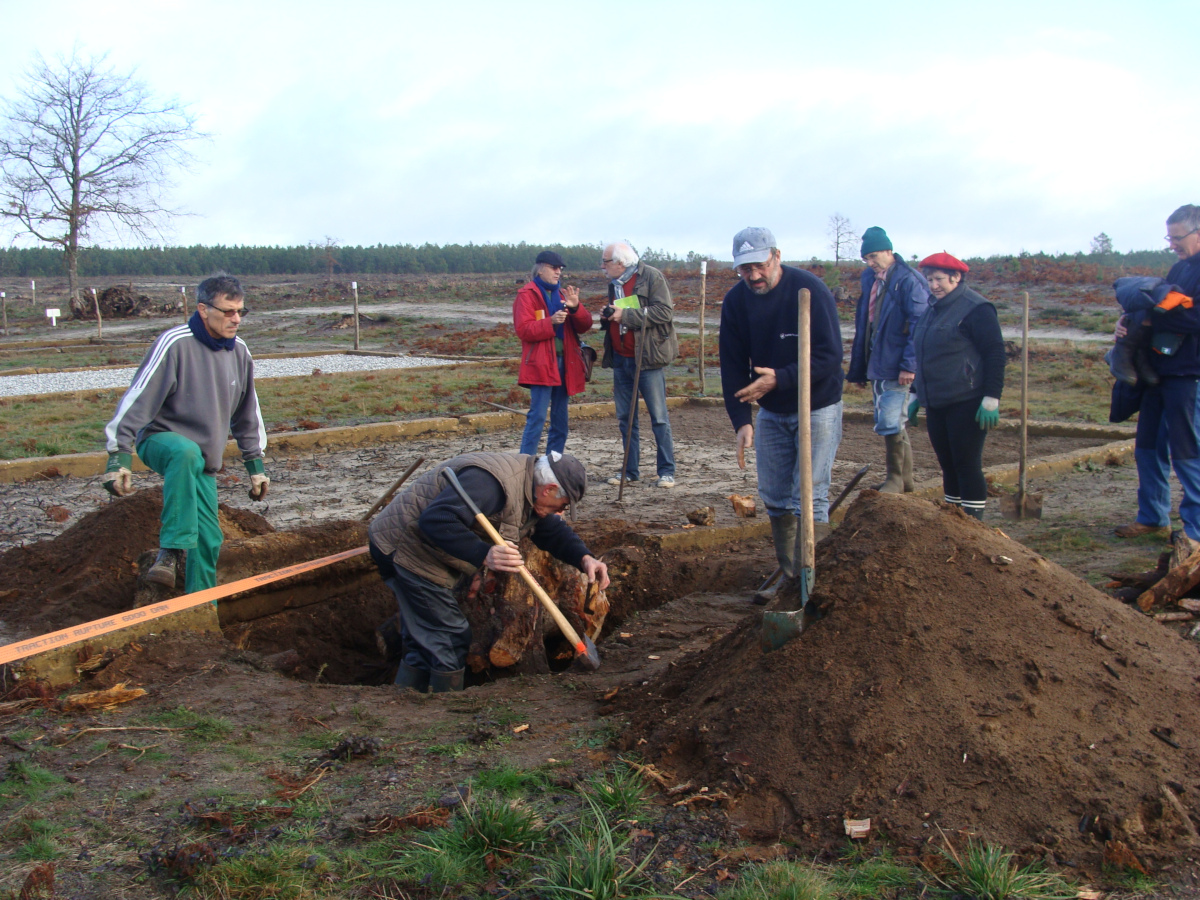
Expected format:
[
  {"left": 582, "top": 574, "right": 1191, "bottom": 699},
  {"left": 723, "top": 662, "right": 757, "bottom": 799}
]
[
  {"left": 367, "top": 451, "right": 610, "bottom": 692},
  {"left": 599, "top": 242, "right": 679, "bottom": 487},
  {"left": 102, "top": 273, "right": 268, "bottom": 594},
  {"left": 1114, "top": 204, "right": 1200, "bottom": 542},
  {"left": 720, "top": 228, "right": 844, "bottom": 603}
]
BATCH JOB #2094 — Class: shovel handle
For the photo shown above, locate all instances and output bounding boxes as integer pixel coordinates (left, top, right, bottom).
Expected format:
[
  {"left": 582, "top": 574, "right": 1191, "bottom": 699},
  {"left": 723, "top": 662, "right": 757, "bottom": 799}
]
[{"left": 441, "top": 468, "right": 589, "bottom": 655}]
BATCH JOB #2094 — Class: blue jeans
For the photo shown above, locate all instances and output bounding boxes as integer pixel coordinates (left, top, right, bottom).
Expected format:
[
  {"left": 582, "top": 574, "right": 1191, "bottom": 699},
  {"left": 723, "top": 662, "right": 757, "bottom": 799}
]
[
  {"left": 871, "top": 379, "right": 910, "bottom": 436},
  {"left": 519, "top": 357, "right": 569, "bottom": 455},
  {"left": 755, "top": 402, "right": 843, "bottom": 522},
  {"left": 1134, "top": 376, "right": 1200, "bottom": 538},
  {"left": 612, "top": 354, "right": 675, "bottom": 479}
]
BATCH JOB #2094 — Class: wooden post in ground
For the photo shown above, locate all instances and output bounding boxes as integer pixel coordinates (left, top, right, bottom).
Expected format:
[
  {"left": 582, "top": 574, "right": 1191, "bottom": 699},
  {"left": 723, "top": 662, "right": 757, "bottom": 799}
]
[
  {"left": 92, "top": 287, "right": 103, "bottom": 340},
  {"left": 698, "top": 260, "right": 707, "bottom": 395},
  {"left": 180, "top": 286, "right": 188, "bottom": 321},
  {"left": 1018, "top": 291, "right": 1029, "bottom": 510},
  {"left": 1, "top": 292, "right": 6, "bottom": 335},
  {"left": 352, "top": 281, "right": 360, "bottom": 351}
]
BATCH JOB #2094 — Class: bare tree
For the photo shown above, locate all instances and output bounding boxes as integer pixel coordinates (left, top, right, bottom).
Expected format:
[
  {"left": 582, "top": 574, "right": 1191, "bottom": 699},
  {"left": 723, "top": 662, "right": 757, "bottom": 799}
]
[
  {"left": 0, "top": 49, "right": 200, "bottom": 311},
  {"left": 826, "top": 213, "right": 858, "bottom": 265}
]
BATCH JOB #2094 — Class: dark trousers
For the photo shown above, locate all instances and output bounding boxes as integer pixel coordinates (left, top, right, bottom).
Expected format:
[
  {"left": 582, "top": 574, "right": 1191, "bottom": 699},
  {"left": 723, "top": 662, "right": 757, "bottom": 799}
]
[
  {"left": 370, "top": 542, "right": 470, "bottom": 673},
  {"left": 925, "top": 397, "right": 988, "bottom": 514}
]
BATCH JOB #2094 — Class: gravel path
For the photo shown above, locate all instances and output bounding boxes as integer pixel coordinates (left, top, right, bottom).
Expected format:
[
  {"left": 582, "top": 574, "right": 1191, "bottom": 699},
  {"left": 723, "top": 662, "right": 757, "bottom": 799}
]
[{"left": 0, "top": 353, "right": 456, "bottom": 398}]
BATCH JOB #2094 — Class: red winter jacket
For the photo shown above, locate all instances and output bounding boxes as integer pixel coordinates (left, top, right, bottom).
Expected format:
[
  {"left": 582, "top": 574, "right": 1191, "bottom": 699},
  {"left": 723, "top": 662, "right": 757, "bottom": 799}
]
[{"left": 513, "top": 281, "right": 594, "bottom": 394}]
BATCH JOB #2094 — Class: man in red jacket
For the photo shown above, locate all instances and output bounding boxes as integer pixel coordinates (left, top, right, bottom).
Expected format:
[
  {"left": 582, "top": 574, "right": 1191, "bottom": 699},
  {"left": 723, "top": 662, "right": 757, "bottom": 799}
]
[{"left": 514, "top": 251, "right": 594, "bottom": 455}]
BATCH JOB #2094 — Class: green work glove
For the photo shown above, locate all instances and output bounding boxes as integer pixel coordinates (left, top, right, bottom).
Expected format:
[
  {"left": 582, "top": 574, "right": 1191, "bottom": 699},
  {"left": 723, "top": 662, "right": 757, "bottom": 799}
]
[
  {"left": 102, "top": 451, "right": 134, "bottom": 497},
  {"left": 975, "top": 396, "right": 1000, "bottom": 431},
  {"left": 906, "top": 398, "right": 920, "bottom": 426}
]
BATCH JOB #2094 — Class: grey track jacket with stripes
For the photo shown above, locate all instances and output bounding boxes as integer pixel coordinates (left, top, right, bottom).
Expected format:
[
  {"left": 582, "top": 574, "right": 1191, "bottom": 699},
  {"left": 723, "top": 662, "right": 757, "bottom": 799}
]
[{"left": 104, "top": 323, "right": 266, "bottom": 473}]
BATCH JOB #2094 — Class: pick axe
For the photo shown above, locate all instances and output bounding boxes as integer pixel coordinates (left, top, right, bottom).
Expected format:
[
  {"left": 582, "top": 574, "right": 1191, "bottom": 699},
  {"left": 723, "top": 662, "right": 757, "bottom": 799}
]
[{"left": 441, "top": 468, "right": 601, "bottom": 672}]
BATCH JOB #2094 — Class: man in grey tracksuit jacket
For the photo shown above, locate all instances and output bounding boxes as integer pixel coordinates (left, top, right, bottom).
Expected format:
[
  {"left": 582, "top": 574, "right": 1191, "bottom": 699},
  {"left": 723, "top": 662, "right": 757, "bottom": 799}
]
[{"left": 103, "top": 274, "right": 268, "bottom": 593}]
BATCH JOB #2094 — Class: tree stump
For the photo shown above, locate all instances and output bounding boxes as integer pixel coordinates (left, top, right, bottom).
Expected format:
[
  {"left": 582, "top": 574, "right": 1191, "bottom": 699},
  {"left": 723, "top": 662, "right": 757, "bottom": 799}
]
[{"left": 457, "top": 540, "right": 608, "bottom": 676}]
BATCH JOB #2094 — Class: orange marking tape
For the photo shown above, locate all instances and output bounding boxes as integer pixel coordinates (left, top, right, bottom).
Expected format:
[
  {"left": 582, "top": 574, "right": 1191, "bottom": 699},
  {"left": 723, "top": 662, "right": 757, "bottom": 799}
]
[{"left": 0, "top": 545, "right": 369, "bottom": 667}]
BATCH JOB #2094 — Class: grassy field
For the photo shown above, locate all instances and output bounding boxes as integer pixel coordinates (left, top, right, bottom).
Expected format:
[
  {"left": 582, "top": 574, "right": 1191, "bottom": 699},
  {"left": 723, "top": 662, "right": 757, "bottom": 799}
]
[{"left": 0, "top": 341, "right": 1116, "bottom": 460}]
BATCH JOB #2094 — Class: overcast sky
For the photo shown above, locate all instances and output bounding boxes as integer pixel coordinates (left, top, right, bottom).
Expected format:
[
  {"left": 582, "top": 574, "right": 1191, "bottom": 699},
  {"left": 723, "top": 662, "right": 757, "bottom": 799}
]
[{"left": 0, "top": 0, "right": 1191, "bottom": 261}]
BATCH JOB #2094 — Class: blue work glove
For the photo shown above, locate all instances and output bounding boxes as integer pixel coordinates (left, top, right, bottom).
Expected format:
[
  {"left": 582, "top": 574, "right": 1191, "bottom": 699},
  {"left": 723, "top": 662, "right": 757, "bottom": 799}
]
[
  {"left": 975, "top": 396, "right": 1000, "bottom": 431},
  {"left": 907, "top": 398, "right": 920, "bottom": 426},
  {"left": 102, "top": 451, "right": 134, "bottom": 497}
]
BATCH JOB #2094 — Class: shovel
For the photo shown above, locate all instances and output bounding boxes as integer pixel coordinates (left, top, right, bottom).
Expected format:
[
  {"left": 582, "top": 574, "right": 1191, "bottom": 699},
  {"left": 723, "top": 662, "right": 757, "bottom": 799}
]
[
  {"left": 1001, "top": 291, "right": 1042, "bottom": 520},
  {"left": 762, "top": 288, "right": 815, "bottom": 653},
  {"left": 440, "top": 468, "right": 601, "bottom": 671}
]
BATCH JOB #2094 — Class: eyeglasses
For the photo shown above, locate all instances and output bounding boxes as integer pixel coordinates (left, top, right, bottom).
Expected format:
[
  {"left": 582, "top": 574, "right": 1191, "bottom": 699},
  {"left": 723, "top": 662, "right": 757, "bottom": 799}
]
[
  {"left": 1166, "top": 229, "right": 1199, "bottom": 245},
  {"left": 203, "top": 303, "right": 248, "bottom": 318}
]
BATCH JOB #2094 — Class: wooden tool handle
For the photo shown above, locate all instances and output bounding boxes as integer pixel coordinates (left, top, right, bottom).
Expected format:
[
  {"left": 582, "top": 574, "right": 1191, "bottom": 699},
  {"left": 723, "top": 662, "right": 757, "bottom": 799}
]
[{"left": 471, "top": 512, "right": 587, "bottom": 651}]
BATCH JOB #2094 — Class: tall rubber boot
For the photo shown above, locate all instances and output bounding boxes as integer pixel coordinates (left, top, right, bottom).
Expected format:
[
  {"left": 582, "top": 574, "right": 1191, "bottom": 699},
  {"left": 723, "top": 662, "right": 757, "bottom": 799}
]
[
  {"left": 754, "top": 514, "right": 797, "bottom": 606},
  {"left": 429, "top": 669, "right": 465, "bottom": 693},
  {"left": 394, "top": 662, "right": 429, "bottom": 692},
  {"left": 876, "top": 434, "right": 905, "bottom": 493},
  {"left": 900, "top": 430, "right": 915, "bottom": 493}
]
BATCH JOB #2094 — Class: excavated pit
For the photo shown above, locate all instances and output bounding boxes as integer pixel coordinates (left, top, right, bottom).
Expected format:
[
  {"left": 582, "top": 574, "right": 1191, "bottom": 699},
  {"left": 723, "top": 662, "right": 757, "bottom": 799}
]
[{"left": 0, "top": 490, "right": 769, "bottom": 686}]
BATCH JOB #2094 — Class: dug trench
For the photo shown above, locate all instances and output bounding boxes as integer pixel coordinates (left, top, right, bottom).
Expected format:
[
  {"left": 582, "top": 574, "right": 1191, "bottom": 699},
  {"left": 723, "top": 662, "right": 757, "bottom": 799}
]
[{"left": 3, "top": 482, "right": 1200, "bottom": 888}]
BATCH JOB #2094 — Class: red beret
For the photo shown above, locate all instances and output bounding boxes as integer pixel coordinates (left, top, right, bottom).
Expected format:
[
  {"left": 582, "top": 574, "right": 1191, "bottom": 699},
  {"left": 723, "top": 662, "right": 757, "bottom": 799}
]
[{"left": 918, "top": 252, "right": 969, "bottom": 273}]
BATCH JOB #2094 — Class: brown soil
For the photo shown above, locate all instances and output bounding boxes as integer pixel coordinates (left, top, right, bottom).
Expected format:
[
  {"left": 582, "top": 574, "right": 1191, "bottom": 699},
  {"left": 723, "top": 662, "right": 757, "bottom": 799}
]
[
  {"left": 0, "top": 488, "right": 273, "bottom": 642},
  {"left": 618, "top": 491, "right": 1200, "bottom": 878}
]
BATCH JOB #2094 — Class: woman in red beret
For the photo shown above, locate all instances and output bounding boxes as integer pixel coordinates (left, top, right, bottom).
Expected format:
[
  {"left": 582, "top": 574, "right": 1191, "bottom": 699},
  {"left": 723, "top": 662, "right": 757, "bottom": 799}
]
[{"left": 907, "top": 252, "right": 1006, "bottom": 519}]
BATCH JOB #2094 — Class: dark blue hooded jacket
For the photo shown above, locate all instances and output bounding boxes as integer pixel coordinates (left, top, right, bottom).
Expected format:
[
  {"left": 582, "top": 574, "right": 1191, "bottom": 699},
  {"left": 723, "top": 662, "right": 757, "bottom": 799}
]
[{"left": 847, "top": 256, "right": 929, "bottom": 382}]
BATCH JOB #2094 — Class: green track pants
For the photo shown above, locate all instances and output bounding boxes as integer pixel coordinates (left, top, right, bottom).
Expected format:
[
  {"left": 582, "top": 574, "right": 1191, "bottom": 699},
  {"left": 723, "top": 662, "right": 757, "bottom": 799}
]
[{"left": 137, "top": 432, "right": 222, "bottom": 593}]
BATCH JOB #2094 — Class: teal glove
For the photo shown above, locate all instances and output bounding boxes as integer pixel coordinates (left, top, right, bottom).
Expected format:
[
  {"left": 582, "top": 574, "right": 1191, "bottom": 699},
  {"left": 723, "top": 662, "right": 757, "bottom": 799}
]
[
  {"left": 975, "top": 397, "right": 1000, "bottom": 431},
  {"left": 102, "top": 451, "right": 134, "bottom": 497},
  {"left": 907, "top": 398, "right": 920, "bottom": 426}
]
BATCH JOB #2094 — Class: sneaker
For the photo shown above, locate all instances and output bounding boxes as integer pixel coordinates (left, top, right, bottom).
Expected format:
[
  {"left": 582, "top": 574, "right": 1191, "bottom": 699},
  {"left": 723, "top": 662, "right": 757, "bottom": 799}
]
[
  {"left": 605, "top": 474, "right": 638, "bottom": 486},
  {"left": 145, "top": 548, "right": 183, "bottom": 587},
  {"left": 656, "top": 475, "right": 676, "bottom": 489},
  {"left": 1114, "top": 522, "right": 1171, "bottom": 539}
]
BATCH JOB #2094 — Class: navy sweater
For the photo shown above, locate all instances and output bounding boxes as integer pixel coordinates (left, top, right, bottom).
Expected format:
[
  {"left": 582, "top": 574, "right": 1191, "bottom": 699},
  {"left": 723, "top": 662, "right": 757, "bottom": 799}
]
[
  {"left": 719, "top": 265, "right": 844, "bottom": 432},
  {"left": 417, "top": 467, "right": 590, "bottom": 570},
  {"left": 1153, "top": 253, "right": 1200, "bottom": 378}
]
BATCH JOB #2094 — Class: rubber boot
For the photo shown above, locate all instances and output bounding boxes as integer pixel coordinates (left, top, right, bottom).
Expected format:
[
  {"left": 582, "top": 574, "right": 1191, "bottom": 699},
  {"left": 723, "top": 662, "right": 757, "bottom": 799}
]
[
  {"left": 394, "top": 662, "right": 430, "bottom": 692},
  {"left": 899, "top": 430, "right": 915, "bottom": 493},
  {"left": 754, "top": 514, "right": 797, "bottom": 606},
  {"left": 145, "top": 548, "right": 184, "bottom": 588},
  {"left": 429, "top": 669, "right": 465, "bottom": 693},
  {"left": 962, "top": 505, "right": 985, "bottom": 521},
  {"left": 876, "top": 434, "right": 906, "bottom": 493}
]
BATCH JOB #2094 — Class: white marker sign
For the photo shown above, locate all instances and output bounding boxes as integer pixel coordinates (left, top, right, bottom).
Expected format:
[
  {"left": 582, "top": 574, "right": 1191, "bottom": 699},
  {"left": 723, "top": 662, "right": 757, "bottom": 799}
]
[
  {"left": 701, "top": 261, "right": 707, "bottom": 275},
  {"left": 46, "top": 308, "right": 61, "bottom": 326}
]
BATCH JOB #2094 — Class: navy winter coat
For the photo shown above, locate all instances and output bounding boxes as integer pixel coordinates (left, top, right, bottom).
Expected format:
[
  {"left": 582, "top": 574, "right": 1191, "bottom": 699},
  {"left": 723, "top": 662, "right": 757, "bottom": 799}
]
[{"left": 847, "top": 256, "right": 929, "bottom": 382}]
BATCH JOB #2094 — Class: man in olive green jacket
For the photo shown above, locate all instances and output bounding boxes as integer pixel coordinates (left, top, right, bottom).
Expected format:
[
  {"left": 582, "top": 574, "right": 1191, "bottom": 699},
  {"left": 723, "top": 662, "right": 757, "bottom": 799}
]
[{"left": 599, "top": 242, "right": 679, "bottom": 488}]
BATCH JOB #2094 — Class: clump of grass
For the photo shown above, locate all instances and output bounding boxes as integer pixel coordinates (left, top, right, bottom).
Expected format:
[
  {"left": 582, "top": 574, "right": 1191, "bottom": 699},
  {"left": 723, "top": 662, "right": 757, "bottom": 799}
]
[
  {"left": 0, "top": 760, "right": 66, "bottom": 804},
  {"left": 192, "top": 844, "right": 331, "bottom": 900},
  {"left": 473, "top": 763, "right": 548, "bottom": 797},
  {"left": 714, "top": 860, "right": 836, "bottom": 900},
  {"left": 528, "top": 796, "right": 660, "bottom": 900},
  {"left": 150, "top": 705, "right": 234, "bottom": 742},
  {"left": 934, "top": 839, "right": 1076, "bottom": 900},
  {"left": 582, "top": 761, "right": 648, "bottom": 820}
]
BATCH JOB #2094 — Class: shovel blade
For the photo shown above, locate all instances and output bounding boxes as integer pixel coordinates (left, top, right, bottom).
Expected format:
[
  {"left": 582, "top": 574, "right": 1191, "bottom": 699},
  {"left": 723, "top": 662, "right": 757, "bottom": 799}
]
[
  {"left": 568, "top": 634, "right": 602, "bottom": 672},
  {"left": 762, "top": 609, "right": 805, "bottom": 652},
  {"left": 1000, "top": 492, "right": 1043, "bottom": 520}
]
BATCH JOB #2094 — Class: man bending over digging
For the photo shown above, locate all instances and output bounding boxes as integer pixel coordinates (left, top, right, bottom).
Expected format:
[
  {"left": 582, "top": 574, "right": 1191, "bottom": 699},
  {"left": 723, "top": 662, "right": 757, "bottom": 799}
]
[{"left": 102, "top": 273, "right": 269, "bottom": 592}]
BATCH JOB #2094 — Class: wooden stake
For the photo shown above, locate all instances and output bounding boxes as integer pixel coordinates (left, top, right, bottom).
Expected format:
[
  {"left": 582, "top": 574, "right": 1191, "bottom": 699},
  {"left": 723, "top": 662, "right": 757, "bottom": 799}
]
[
  {"left": 698, "top": 260, "right": 707, "bottom": 395},
  {"left": 352, "top": 281, "right": 360, "bottom": 351},
  {"left": 1018, "top": 291, "right": 1029, "bottom": 511},
  {"left": 92, "top": 287, "right": 103, "bottom": 340}
]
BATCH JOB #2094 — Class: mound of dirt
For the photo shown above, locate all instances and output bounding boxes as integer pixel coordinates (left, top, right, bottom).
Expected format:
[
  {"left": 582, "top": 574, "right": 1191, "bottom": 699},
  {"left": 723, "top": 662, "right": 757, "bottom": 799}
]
[
  {"left": 0, "top": 489, "right": 274, "bottom": 641},
  {"left": 618, "top": 491, "right": 1200, "bottom": 873}
]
